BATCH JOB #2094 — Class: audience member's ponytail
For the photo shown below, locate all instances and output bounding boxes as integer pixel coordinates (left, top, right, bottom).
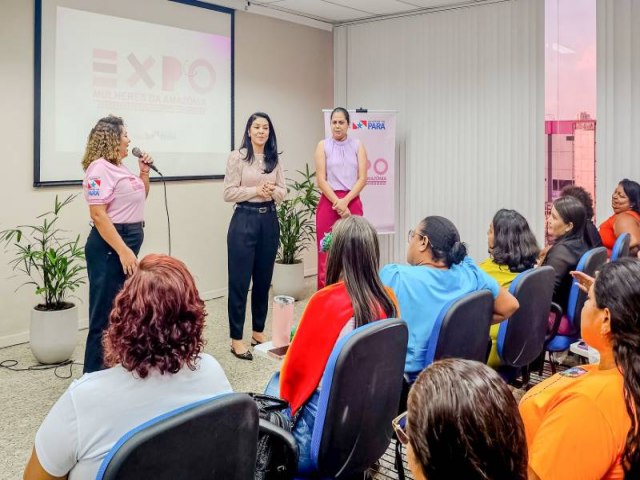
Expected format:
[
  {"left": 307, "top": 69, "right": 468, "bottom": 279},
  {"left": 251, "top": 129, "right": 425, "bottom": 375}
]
[
  {"left": 446, "top": 241, "right": 467, "bottom": 267},
  {"left": 419, "top": 216, "right": 467, "bottom": 267},
  {"left": 594, "top": 259, "right": 640, "bottom": 479}
]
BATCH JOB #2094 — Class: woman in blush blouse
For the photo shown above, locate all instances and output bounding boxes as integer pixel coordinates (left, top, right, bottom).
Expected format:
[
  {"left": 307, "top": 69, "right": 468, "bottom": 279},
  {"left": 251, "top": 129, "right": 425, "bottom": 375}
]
[
  {"left": 314, "top": 107, "right": 368, "bottom": 289},
  {"left": 223, "top": 112, "right": 285, "bottom": 360}
]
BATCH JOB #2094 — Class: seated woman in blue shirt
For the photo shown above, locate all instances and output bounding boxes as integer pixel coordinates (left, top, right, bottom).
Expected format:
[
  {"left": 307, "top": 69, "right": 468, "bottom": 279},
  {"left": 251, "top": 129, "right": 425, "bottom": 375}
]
[{"left": 380, "top": 215, "right": 519, "bottom": 378}]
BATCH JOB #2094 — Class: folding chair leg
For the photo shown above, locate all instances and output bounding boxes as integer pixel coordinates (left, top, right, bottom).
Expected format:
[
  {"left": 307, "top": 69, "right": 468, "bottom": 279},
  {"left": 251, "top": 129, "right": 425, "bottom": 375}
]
[{"left": 521, "top": 365, "right": 530, "bottom": 390}]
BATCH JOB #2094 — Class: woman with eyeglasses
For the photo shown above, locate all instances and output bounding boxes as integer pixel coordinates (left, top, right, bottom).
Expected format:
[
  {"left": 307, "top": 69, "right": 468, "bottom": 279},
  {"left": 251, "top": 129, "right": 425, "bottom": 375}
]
[
  {"left": 380, "top": 216, "right": 519, "bottom": 379},
  {"left": 519, "top": 258, "right": 640, "bottom": 479},
  {"left": 393, "top": 358, "right": 528, "bottom": 480}
]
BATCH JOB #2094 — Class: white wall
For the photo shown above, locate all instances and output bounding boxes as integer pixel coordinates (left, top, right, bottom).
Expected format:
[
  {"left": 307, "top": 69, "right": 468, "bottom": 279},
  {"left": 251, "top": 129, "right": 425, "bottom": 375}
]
[
  {"left": 335, "top": 0, "right": 544, "bottom": 264},
  {"left": 596, "top": 0, "right": 640, "bottom": 222},
  {"left": 0, "top": 1, "right": 332, "bottom": 346}
]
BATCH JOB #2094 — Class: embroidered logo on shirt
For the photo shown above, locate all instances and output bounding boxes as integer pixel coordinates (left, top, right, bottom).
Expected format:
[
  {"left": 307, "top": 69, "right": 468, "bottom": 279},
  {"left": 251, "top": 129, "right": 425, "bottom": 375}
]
[
  {"left": 559, "top": 366, "right": 589, "bottom": 378},
  {"left": 86, "top": 178, "right": 101, "bottom": 196}
]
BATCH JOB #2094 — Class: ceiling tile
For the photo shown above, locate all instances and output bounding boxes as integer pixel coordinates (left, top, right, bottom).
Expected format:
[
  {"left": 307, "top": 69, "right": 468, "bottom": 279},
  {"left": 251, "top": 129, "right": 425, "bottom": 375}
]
[
  {"left": 269, "top": 0, "right": 371, "bottom": 22},
  {"left": 398, "top": 0, "right": 478, "bottom": 8},
  {"left": 327, "top": 0, "right": 419, "bottom": 15}
]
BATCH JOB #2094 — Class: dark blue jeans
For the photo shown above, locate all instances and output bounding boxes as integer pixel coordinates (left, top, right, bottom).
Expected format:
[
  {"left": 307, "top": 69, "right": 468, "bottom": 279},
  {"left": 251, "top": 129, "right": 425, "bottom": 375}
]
[{"left": 84, "top": 223, "right": 144, "bottom": 373}]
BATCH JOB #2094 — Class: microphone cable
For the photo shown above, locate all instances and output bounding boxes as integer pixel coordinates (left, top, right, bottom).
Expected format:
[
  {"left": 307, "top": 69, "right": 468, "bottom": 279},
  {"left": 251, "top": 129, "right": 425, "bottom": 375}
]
[{"left": 152, "top": 171, "right": 172, "bottom": 256}]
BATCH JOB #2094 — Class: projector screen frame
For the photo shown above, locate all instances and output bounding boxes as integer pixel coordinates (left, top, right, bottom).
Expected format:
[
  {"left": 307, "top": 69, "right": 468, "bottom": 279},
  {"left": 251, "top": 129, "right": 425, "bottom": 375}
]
[{"left": 33, "top": 0, "right": 235, "bottom": 187}]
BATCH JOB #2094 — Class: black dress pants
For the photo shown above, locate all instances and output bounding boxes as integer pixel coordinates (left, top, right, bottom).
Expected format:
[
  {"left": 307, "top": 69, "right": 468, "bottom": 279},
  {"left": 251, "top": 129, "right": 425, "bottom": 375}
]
[
  {"left": 84, "top": 223, "right": 144, "bottom": 373},
  {"left": 227, "top": 201, "right": 279, "bottom": 340}
]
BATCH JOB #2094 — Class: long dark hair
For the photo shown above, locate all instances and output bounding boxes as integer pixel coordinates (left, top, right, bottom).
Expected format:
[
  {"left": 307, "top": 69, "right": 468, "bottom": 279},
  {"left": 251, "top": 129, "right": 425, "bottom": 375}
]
[
  {"left": 619, "top": 179, "right": 640, "bottom": 215},
  {"left": 491, "top": 209, "right": 540, "bottom": 273},
  {"left": 593, "top": 258, "right": 640, "bottom": 479},
  {"left": 325, "top": 216, "right": 396, "bottom": 327},
  {"left": 553, "top": 196, "right": 587, "bottom": 244},
  {"left": 239, "top": 112, "right": 279, "bottom": 173},
  {"left": 407, "top": 359, "right": 528, "bottom": 480},
  {"left": 417, "top": 216, "right": 467, "bottom": 268}
]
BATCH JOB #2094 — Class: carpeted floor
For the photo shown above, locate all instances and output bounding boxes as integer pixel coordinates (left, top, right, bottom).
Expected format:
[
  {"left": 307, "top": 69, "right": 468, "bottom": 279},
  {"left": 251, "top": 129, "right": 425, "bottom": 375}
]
[{"left": 0, "top": 277, "right": 316, "bottom": 480}]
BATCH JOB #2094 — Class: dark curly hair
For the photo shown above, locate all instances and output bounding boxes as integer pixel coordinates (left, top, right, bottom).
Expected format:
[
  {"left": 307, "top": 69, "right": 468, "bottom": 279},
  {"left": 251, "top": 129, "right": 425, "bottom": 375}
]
[
  {"left": 490, "top": 209, "right": 540, "bottom": 273},
  {"left": 103, "top": 254, "right": 207, "bottom": 378},
  {"left": 407, "top": 359, "right": 528, "bottom": 480},
  {"left": 593, "top": 258, "right": 640, "bottom": 479},
  {"left": 560, "top": 184, "right": 595, "bottom": 219}
]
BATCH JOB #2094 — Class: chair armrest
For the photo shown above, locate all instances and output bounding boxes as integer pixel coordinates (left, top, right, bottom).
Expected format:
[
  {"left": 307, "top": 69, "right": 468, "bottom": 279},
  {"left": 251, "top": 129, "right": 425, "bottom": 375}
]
[
  {"left": 545, "top": 302, "right": 564, "bottom": 343},
  {"left": 259, "top": 418, "right": 299, "bottom": 478}
]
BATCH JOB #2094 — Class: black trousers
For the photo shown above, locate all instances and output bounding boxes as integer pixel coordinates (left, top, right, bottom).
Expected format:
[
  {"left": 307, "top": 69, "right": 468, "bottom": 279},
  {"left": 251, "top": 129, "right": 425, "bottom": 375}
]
[
  {"left": 227, "top": 201, "right": 279, "bottom": 340},
  {"left": 84, "top": 223, "right": 144, "bottom": 373}
]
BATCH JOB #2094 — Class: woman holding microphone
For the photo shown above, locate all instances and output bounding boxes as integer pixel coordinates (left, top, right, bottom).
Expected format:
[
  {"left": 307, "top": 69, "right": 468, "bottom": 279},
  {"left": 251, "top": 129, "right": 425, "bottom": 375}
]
[
  {"left": 81, "top": 115, "right": 153, "bottom": 373},
  {"left": 315, "top": 107, "right": 368, "bottom": 289},
  {"left": 224, "top": 112, "right": 285, "bottom": 360}
]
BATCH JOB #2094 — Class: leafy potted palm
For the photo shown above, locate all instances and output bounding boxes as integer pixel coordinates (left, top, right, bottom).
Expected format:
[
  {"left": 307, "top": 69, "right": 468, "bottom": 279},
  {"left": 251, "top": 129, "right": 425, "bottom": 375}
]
[
  {"left": 0, "top": 194, "right": 86, "bottom": 364},
  {"left": 272, "top": 164, "right": 319, "bottom": 299}
]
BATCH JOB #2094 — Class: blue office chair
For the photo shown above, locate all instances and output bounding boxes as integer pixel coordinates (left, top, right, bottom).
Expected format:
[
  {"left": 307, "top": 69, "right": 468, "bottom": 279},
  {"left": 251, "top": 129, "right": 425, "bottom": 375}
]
[
  {"left": 495, "top": 266, "right": 555, "bottom": 387},
  {"left": 291, "top": 318, "right": 408, "bottom": 479},
  {"left": 425, "top": 289, "right": 494, "bottom": 365},
  {"left": 544, "top": 247, "right": 608, "bottom": 372},
  {"left": 96, "top": 393, "right": 259, "bottom": 480},
  {"left": 611, "top": 232, "right": 630, "bottom": 260},
  {"left": 400, "top": 290, "right": 493, "bottom": 425}
]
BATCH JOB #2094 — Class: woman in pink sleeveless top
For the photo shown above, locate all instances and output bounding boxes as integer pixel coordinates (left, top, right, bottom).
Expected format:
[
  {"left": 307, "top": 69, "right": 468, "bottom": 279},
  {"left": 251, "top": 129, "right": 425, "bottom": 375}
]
[
  {"left": 598, "top": 179, "right": 640, "bottom": 257},
  {"left": 314, "top": 107, "right": 368, "bottom": 289}
]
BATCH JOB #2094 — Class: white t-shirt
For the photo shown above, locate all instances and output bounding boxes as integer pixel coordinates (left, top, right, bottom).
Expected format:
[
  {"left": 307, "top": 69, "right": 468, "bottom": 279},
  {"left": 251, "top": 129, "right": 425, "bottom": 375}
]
[{"left": 35, "top": 354, "right": 232, "bottom": 480}]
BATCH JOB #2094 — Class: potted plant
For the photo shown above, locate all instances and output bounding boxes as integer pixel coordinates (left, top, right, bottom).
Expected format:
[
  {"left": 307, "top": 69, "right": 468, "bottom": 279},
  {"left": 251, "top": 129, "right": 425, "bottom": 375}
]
[
  {"left": 272, "top": 164, "right": 319, "bottom": 299},
  {"left": 0, "top": 194, "right": 86, "bottom": 364}
]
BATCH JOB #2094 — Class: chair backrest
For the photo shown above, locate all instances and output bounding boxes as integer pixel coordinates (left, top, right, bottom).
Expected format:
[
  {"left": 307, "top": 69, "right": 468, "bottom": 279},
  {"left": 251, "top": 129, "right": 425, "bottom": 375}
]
[
  {"left": 497, "top": 267, "right": 555, "bottom": 367},
  {"left": 425, "top": 290, "right": 494, "bottom": 365},
  {"left": 96, "top": 393, "right": 259, "bottom": 480},
  {"left": 309, "top": 318, "right": 408, "bottom": 478},
  {"left": 566, "top": 246, "right": 608, "bottom": 332},
  {"left": 611, "top": 233, "right": 631, "bottom": 261}
]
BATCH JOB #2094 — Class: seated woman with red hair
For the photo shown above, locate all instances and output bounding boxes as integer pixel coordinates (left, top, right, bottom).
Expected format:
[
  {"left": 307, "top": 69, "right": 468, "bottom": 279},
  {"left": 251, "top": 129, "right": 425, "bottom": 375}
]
[{"left": 24, "top": 254, "right": 232, "bottom": 480}]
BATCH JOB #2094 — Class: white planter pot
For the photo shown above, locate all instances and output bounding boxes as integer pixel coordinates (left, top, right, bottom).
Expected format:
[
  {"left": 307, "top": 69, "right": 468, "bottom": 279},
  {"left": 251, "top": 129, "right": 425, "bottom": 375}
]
[
  {"left": 30, "top": 304, "right": 78, "bottom": 364},
  {"left": 272, "top": 262, "right": 306, "bottom": 300}
]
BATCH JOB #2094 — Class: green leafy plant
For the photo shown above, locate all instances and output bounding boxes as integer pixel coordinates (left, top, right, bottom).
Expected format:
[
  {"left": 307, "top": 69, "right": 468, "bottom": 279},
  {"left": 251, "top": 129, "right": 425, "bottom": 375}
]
[
  {"left": 276, "top": 164, "right": 319, "bottom": 264},
  {"left": 0, "top": 194, "right": 86, "bottom": 311}
]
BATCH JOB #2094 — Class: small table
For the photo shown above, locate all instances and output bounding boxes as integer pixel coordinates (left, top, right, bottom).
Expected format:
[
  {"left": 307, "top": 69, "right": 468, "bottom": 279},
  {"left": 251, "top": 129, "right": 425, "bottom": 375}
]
[
  {"left": 569, "top": 341, "right": 599, "bottom": 363},
  {"left": 253, "top": 341, "right": 288, "bottom": 361}
]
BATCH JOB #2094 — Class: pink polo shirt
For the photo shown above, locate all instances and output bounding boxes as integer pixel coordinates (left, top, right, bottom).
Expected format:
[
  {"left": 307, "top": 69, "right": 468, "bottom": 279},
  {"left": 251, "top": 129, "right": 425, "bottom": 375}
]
[{"left": 83, "top": 159, "right": 145, "bottom": 224}]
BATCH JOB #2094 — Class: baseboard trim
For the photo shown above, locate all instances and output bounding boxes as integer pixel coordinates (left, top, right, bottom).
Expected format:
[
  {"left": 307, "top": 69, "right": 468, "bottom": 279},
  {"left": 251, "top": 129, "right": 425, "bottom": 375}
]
[{"left": 1, "top": 274, "right": 319, "bottom": 348}]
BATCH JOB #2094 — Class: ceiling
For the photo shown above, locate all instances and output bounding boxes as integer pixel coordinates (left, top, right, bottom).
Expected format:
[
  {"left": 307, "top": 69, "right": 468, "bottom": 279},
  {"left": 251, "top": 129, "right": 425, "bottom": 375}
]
[{"left": 201, "top": 0, "right": 492, "bottom": 28}]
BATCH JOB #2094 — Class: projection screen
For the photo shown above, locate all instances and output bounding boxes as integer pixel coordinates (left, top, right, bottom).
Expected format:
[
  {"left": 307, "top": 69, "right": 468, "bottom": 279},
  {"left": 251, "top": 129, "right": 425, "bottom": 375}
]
[{"left": 35, "top": 0, "right": 234, "bottom": 185}]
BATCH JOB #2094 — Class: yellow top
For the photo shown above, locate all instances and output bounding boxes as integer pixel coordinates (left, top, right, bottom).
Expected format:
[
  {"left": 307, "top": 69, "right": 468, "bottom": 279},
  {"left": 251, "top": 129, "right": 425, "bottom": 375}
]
[{"left": 478, "top": 258, "right": 518, "bottom": 367}]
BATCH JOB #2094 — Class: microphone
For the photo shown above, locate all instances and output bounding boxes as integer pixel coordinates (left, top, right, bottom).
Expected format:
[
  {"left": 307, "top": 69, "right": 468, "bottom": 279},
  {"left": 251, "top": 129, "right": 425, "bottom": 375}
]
[{"left": 131, "top": 147, "right": 161, "bottom": 175}]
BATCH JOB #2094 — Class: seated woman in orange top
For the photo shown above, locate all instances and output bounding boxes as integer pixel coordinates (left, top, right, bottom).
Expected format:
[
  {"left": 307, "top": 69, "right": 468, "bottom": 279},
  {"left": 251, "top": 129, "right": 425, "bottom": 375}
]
[
  {"left": 599, "top": 179, "right": 640, "bottom": 256},
  {"left": 519, "top": 258, "right": 640, "bottom": 480},
  {"left": 273, "top": 215, "right": 398, "bottom": 473}
]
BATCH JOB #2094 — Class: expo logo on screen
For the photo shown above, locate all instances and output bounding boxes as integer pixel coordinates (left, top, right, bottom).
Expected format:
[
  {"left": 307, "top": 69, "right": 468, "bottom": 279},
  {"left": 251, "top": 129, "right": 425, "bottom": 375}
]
[{"left": 92, "top": 49, "right": 216, "bottom": 94}]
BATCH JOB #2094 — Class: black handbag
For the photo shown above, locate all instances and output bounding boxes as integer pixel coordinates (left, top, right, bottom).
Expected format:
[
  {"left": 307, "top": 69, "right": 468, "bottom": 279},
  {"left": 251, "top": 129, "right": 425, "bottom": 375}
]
[{"left": 249, "top": 393, "right": 294, "bottom": 480}]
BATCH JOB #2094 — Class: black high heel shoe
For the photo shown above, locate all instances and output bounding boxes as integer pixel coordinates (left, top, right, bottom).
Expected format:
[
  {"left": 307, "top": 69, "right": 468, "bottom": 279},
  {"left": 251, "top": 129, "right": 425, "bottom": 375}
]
[{"left": 251, "top": 336, "right": 265, "bottom": 347}]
